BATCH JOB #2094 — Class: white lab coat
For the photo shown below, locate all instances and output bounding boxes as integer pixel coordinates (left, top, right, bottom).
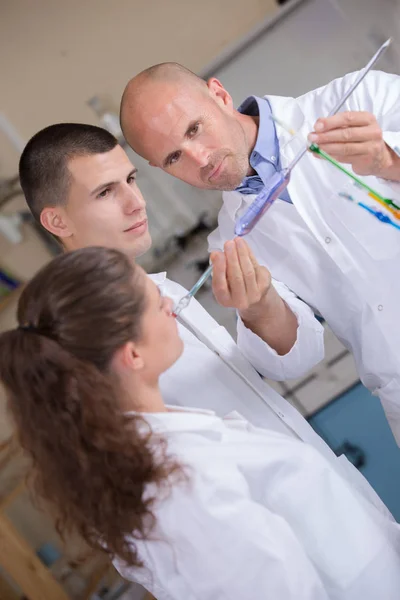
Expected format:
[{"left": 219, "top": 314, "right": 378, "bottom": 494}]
[
  {"left": 209, "top": 70, "right": 400, "bottom": 443},
  {"left": 155, "top": 273, "right": 394, "bottom": 505},
  {"left": 113, "top": 273, "right": 399, "bottom": 596},
  {"left": 114, "top": 407, "right": 400, "bottom": 599}
]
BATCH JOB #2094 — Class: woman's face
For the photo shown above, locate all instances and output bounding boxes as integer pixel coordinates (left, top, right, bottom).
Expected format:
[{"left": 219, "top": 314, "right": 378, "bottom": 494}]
[{"left": 135, "top": 270, "right": 184, "bottom": 381}]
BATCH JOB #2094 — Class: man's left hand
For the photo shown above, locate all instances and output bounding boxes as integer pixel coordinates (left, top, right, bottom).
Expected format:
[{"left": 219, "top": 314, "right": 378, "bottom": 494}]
[
  {"left": 210, "top": 238, "right": 298, "bottom": 355},
  {"left": 210, "top": 237, "right": 272, "bottom": 314},
  {"left": 308, "top": 111, "right": 398, "bottom": 179}
]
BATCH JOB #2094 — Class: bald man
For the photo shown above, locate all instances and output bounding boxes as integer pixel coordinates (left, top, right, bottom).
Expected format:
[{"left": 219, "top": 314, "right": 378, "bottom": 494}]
[
  {"left": 120, "top": 66, "right": 323, "bottom": 378},
  {"left": 120, "top": 62, "right": 400, "bottom": 445},
  {"left": 120, "top": 64, "right": 252, "bottom": 191}
]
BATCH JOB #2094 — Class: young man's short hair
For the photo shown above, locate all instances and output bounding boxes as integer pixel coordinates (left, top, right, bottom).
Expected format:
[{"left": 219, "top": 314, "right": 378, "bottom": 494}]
[{"left": 19, "top": 123, "right": 118, "bottom": 223}]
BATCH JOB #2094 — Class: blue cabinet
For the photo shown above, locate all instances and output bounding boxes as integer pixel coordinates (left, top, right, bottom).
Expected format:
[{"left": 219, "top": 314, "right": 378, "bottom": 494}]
[{"left": 308, "top": 383, "right": 400, "bottom": 521}]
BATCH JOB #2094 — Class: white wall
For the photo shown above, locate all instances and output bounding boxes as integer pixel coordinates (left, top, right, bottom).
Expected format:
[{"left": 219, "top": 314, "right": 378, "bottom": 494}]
[
  {"left": 0, "top": 0, "right": 278, "bottom": 177},
  {"left": 337, "top": 0, "right": 400, "bottom": 69},
  {"left": 211, "top": 0, "right": 375, "bottom": 103}
]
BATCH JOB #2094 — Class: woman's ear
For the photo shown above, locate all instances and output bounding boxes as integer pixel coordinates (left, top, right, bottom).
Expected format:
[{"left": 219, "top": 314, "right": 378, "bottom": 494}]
[{"left": 112, "top": 341, "right": 144, "bottom": 375}]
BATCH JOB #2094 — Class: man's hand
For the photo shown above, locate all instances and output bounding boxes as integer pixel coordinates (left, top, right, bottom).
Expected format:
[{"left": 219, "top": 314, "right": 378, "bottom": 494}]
[
  {"left": 308, "top": 111, "right": 400, "bottom": 180},
  {"left": 210, "top": 237, "right": 271, "bottom": 313},
  {"left": 210, "top": 238, "right": 298, "bottom": 355}
]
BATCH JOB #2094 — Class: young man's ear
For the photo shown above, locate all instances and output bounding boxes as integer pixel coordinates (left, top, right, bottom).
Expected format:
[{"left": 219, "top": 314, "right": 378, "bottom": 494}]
[
  {"left": 40, "top": 207, "right": 73, "bottom": 239},
  {"left": 207, "top": 77, "right": 234, "bottom": 110}
]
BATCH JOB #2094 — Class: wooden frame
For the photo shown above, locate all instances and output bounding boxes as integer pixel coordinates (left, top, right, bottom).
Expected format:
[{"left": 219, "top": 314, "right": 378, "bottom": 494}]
[
  {"left": 0, "top": 512, "right": 70, "bottom": 600},
  {"left": 0, "top": 571, "right": 20, "bottom": 600},
  {"left": 0, "top": 435, "right": 70, "bottom": 599},
  {"left": 0, "top": 436, "right": 126, "bottom": 599}
]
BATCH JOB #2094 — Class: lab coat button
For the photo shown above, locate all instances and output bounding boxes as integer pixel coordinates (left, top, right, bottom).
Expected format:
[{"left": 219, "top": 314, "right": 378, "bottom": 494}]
[
  {"left": 270, "top": 155, "right": 277, "bottom": 163},
  {"left": 378, "top": 304, "right": 383, "bottom": 311},
  {"left": 325, "top": 236, "right": 331, "bottom": 244}
]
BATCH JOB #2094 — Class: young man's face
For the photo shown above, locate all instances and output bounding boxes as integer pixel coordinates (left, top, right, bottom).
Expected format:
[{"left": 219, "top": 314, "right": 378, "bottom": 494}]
[{"left": 49, "top": 145, "right": 152, "bottom": 258}]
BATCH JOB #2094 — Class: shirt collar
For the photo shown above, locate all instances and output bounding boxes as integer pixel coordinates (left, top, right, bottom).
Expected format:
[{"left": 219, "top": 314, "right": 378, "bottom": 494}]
[{"left": 237, "top": 95, "right": 276, "bottom": 165}]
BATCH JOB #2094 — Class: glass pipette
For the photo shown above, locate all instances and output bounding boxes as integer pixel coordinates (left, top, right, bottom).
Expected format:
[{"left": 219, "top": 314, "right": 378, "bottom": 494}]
[
  {"left": 173, "top": 264, "right": 213, "bottom": 317},
  {"left": 234, "top": 38, "right": 392, "bottom": 236}
]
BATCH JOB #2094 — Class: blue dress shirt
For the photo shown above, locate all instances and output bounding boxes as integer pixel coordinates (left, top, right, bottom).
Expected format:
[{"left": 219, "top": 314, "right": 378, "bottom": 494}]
[{"left": 235, "top": 96, "right": 292, "bottom": 203}]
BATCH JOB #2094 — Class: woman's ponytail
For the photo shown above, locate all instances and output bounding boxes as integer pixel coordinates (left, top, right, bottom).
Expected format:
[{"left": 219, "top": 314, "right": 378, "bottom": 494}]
[{"left": 0, "top": 248, "right": 184, "bottom": 566}]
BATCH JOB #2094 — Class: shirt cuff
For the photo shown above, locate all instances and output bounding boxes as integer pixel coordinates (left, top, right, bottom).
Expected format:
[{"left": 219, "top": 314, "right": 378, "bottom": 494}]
[
  {"left": 380, "top": 131, "right": 400, "bottom": 191},
  {"left": 237, "top": 300, "right": 324, "bottom": 381},
  {"left": 383, "top": 131, "right": 400, "bottom": 159}
]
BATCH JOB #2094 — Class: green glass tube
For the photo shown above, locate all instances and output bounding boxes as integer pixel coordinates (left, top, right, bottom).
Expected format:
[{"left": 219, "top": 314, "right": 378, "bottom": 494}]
[{"left": 309, "top": 143, "right": 400, "bottom": 213}]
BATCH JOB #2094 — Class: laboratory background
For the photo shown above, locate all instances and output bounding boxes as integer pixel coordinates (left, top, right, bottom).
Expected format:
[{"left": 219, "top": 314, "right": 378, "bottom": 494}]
[{"left": 0, "top": 0, "right": 399, "bottom": 598}]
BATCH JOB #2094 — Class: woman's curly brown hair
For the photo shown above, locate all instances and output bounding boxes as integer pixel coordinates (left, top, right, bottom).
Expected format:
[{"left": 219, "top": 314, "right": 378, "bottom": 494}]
[{"left": 0, "top": 247, "right": 183, "bottom": 567}]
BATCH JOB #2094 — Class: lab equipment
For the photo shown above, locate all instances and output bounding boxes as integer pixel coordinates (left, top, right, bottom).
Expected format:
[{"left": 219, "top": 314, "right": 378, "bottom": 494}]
[
  {"left": 339, "top": 192, "right": 400, "bottom": 230},
  {"left": 309, "top": 143, "right": 400, "bottom": 220},
  {"left": 234, "top": 38, "right": 392, "bottom": 236},
  {"left": 269, "top": 113, "right": 400, "bottom": 225},
  {"left": 173, "top": 264, "right": 213, "bottom": 316}
]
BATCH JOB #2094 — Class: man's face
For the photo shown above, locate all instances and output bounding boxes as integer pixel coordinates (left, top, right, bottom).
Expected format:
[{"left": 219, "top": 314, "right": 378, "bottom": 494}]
[
  {"left": 125, "top": 81, "right": 250, "bottom": 191},
  {"left": 58, "top": 146, "right": 152, "bottom": 257}
]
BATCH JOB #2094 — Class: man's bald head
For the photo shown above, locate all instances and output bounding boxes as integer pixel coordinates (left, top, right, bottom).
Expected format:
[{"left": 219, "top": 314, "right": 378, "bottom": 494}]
[
  {"left": 120, "top": 62, "right": 207, "bottom": 154},
  {"left": 120, "top": 62, "right": 252, "bottom": 191},
  {"left": 123, "top": 62, "right": 205, "bottom": 91}
]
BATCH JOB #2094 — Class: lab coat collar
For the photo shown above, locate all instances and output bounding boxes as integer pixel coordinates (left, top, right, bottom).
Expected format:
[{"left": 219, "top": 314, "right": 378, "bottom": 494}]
[
  {"left": 238, "top": 94, "right": 306, "bottom": 164},
  {"left": 265, "top": 94, "right": 308, "bottom": 165},
  {"left": 237, "top": 95, "right": 276, "bottom": 165},
  {"left": 148, "top": 271, "right": 167, "bottom": 286},
  {"left": 126, "top": 405, "right": 224, "bottom": 437}
]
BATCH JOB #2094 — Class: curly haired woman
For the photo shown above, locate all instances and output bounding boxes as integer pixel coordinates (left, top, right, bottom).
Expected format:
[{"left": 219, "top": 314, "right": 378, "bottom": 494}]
[{"left": 1, "top": 247, "right": 399, "bottom": 600}]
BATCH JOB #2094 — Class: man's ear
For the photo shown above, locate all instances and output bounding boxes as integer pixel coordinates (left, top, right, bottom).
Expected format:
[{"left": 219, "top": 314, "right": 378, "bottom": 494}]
[
  {"left": 40, "top": 207, "right": 73, "bottom": 239},
  {"left": 207, "top": 77, "right": 234, "bottom": 110}
]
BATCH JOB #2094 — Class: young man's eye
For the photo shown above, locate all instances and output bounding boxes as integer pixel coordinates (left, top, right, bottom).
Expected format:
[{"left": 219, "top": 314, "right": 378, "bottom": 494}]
[
  {"left": 168, "top": 151, "right": 181, "bottom": 166},
  {"left": 127, "top": 174, "right": 136, "bottom": 184},
  {"left": 97, "top": 188, "right": 110, "bottom": 198}
]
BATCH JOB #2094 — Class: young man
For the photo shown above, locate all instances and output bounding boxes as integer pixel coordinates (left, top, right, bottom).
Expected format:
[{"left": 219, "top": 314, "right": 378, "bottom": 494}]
[
  {"left": 20, "top": 123, "right": 323, "bottom": 429},
  {"left": 120, "top": 63, "right": 400, "bottom": 444},
  {"left": 19, "top": 123, "right": 400, "bottom": 597}
]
